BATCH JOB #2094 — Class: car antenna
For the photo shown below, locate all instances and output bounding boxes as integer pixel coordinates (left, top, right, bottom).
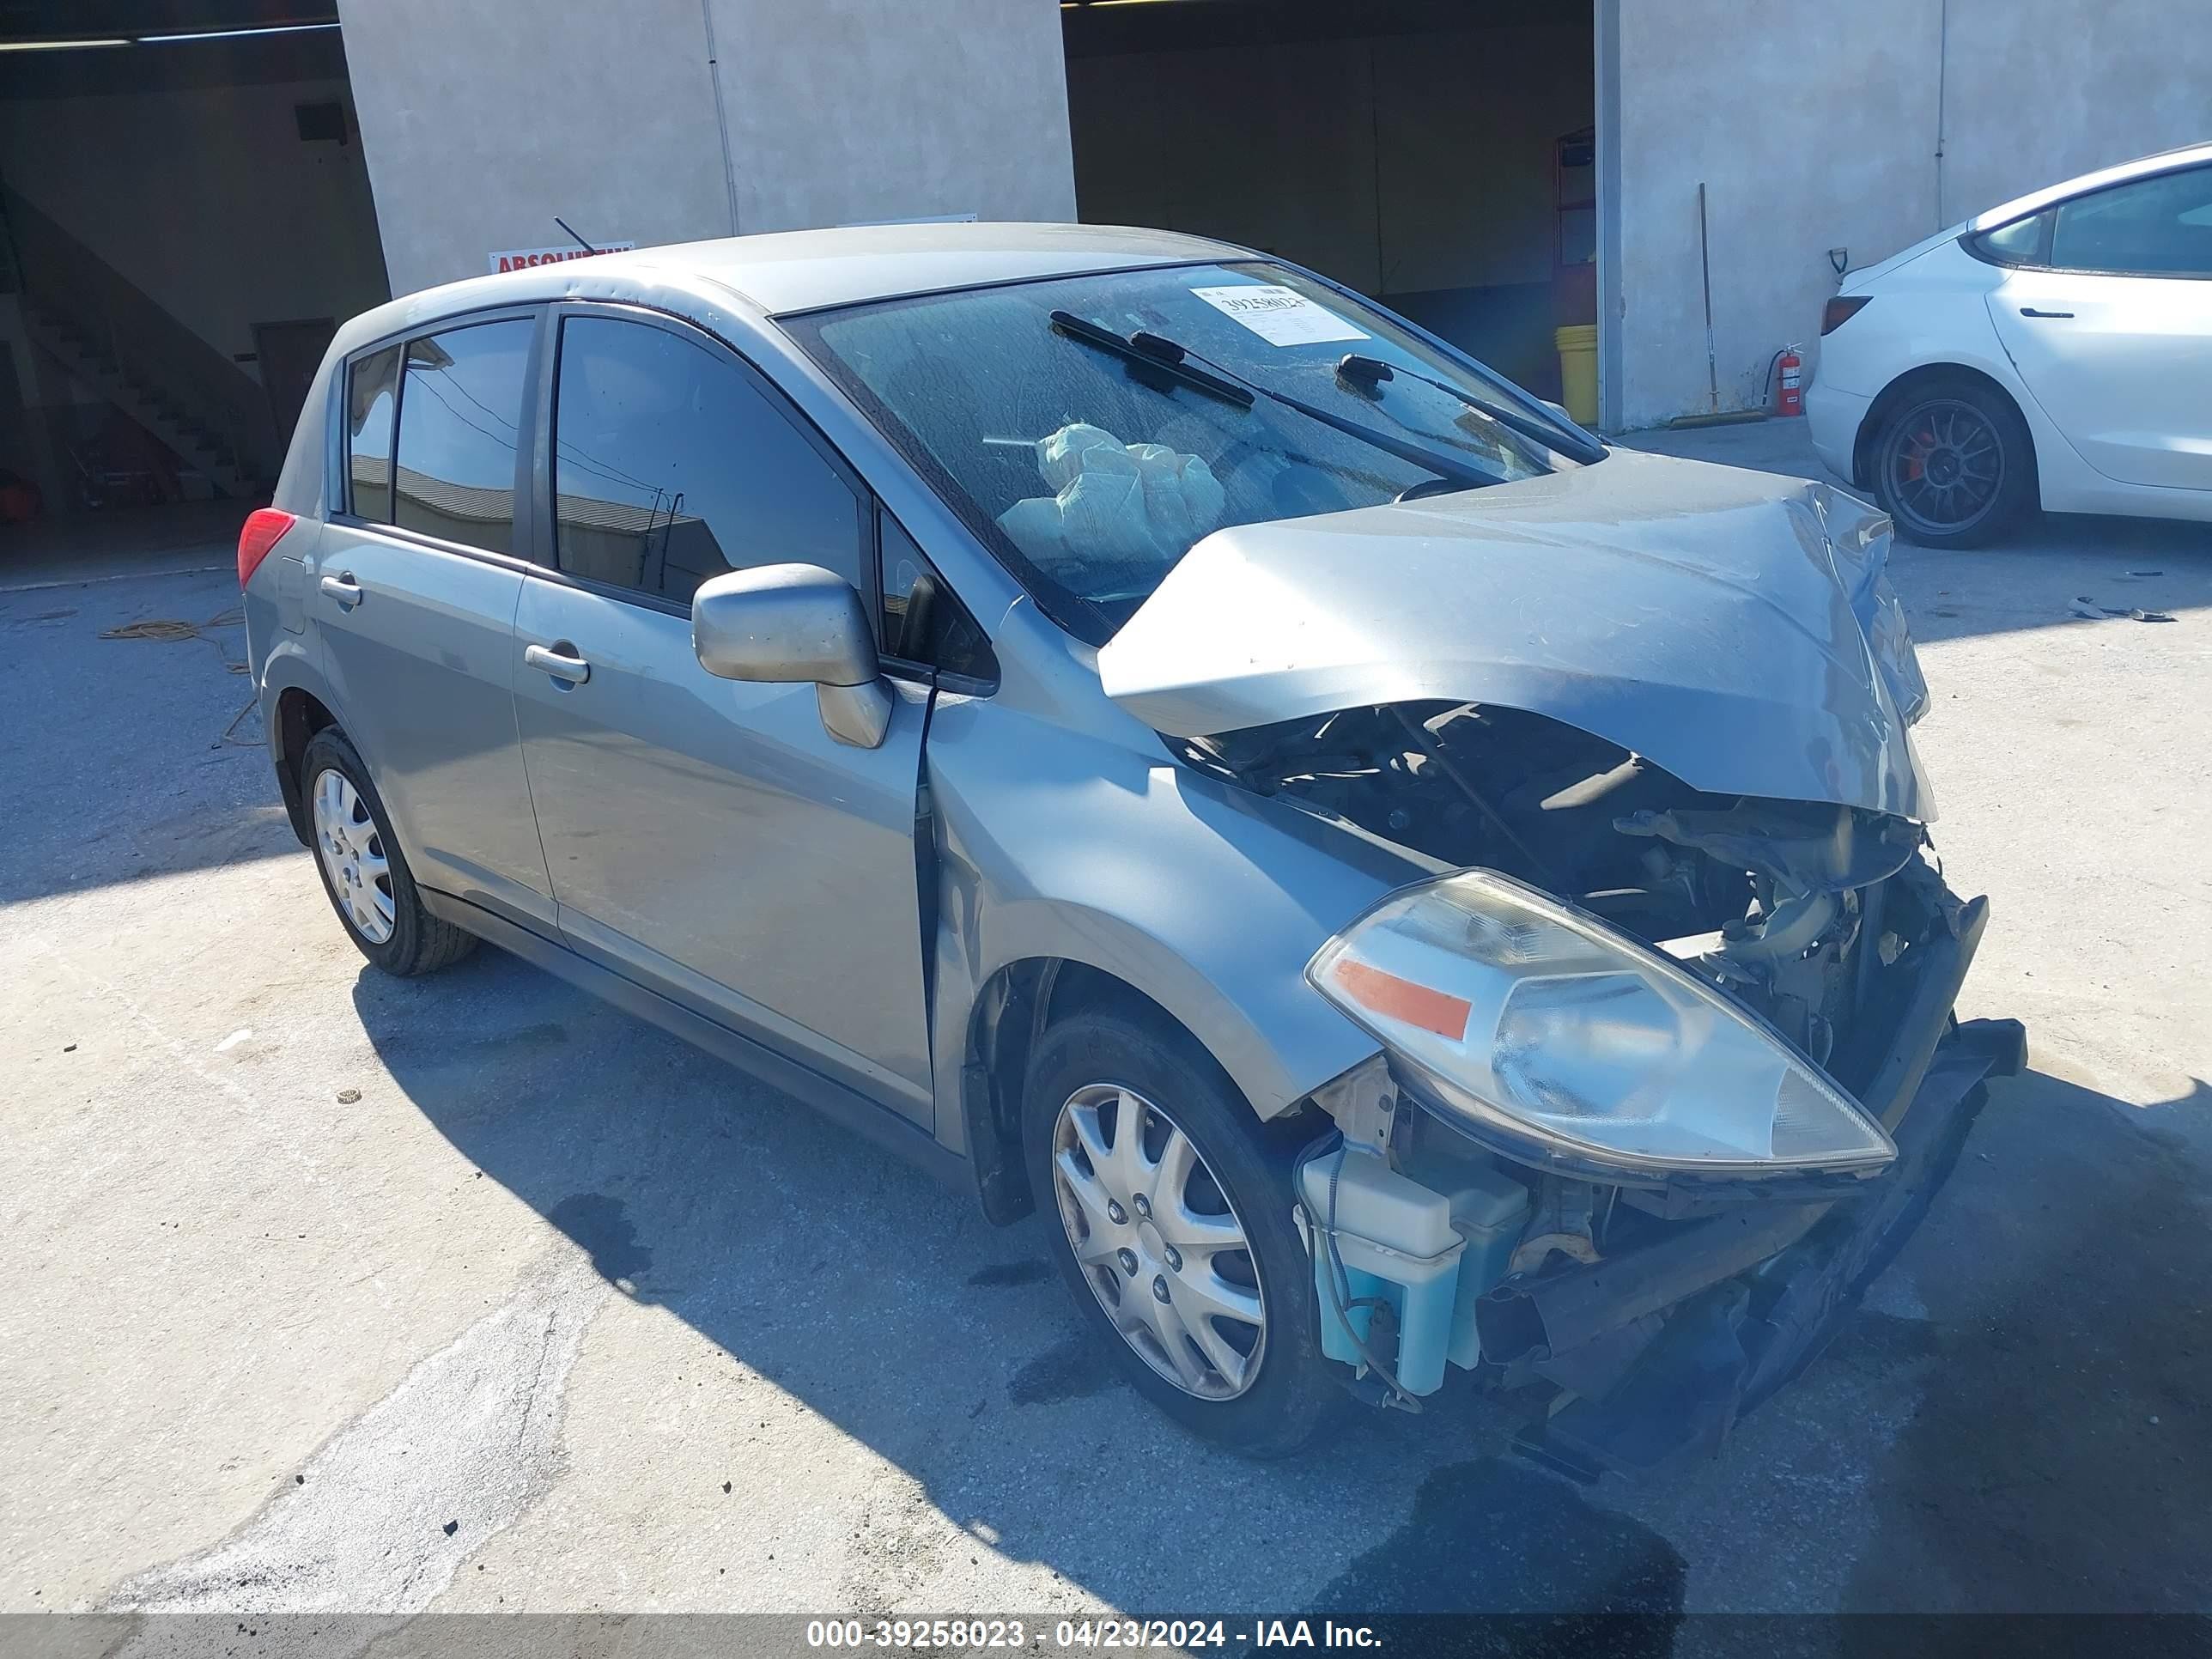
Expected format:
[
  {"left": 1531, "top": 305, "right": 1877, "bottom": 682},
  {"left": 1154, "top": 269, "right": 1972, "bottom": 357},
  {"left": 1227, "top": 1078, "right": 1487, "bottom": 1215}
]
[{"left": 554, "top": 216, "right": 601, "bottom": 255}]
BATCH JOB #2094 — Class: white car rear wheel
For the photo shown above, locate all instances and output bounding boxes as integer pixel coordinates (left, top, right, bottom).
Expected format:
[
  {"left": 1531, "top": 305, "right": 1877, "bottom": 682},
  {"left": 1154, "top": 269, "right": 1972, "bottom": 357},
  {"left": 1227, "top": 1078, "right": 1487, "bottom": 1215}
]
[{"left": 1871, "top": 381, "right": 2034, "bottom": 548}]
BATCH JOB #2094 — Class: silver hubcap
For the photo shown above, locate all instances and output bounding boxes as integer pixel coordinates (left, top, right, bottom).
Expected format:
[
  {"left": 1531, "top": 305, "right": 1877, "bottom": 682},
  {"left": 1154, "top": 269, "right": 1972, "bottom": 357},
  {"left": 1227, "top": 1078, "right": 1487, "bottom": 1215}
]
[
  {"left": 311, "top": 767, "right": 396, "bottom": 945},
  {"left": 1050, "top": 1085, "right": 1266, "bottom": 1401}
]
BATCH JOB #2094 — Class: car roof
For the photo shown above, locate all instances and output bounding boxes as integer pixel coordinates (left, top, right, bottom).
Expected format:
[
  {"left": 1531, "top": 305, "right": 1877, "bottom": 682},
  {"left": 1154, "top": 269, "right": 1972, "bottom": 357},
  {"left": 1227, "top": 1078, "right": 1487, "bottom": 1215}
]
[
  {"left": 1967, "top": 140, "right": 2212, "bottom": 230},
  {"left": 617, "top": 221, "right": 1249, "bottom": 313},
  {"left": 328, "top": 222, "right": 1249, "bottom": 362}
]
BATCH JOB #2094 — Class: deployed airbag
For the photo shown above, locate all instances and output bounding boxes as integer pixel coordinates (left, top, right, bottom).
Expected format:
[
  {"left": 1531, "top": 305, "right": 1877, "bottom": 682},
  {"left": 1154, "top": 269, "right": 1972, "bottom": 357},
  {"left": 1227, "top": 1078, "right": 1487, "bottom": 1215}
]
[{"left": 997, "top": 422, "right": 1226, "bottom": 580}]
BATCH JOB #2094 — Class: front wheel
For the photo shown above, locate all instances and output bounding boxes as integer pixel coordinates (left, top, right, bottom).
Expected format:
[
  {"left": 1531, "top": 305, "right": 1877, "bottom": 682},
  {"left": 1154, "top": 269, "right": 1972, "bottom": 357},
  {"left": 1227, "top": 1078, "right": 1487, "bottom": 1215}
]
[
  {"left": 1024, "top": 1007, "right": 1338, "bottom": 1456},
  {"left": 1869, "top": 380, "right": 2035, "bottom": 548}
]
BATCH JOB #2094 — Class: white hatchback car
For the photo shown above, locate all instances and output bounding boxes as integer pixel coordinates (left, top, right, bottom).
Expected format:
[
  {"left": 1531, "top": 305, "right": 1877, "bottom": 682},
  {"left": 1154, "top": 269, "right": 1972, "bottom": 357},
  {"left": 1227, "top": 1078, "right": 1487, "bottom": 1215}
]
[{"left": 1808, "top": 142, "right": 2212, "bottom": 545}]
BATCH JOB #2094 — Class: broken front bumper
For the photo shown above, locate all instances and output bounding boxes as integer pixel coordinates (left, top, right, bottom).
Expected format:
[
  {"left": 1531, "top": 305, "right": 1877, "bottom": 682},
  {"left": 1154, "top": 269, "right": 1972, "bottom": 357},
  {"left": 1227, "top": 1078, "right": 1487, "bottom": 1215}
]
[{"left": 1473, "top": 896, "right": 2027, "bottom": 1480}]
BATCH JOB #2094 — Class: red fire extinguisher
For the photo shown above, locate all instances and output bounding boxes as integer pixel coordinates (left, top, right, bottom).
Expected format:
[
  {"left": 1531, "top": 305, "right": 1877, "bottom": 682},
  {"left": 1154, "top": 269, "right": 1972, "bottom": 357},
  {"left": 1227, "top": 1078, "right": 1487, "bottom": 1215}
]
[{"left": 1773, "top": 344, "right": 1805, "bottom": 417}]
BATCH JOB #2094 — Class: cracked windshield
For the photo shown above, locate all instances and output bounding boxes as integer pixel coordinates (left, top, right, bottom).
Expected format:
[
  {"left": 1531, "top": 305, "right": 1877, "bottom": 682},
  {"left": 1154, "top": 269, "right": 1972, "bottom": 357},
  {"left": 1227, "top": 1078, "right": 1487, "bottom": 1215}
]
[{"left": 793, "top": 264, "right": 1580, "bottom": 643}]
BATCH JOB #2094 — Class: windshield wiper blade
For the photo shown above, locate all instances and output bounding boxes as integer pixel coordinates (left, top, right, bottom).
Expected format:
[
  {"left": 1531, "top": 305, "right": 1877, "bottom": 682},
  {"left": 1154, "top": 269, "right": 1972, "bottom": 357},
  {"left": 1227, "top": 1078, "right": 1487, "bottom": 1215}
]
[
  {"left": 1048, "top": 310, "right": 1254, "bottom": 407},
  {"left": 1048, "top": 313, "right": 1495, "bottom": 492},
  {"left": 1337, "top": 352, "right": 1606, "bottom": 463}
]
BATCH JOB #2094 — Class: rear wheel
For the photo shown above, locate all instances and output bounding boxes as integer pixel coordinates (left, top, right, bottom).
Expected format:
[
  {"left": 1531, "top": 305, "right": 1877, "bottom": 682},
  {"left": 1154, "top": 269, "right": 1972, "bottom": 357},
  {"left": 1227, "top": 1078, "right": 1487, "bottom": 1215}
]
[
  {"left": 1024, "top": 1006, "right": 1336, "bottom": 1456},
  {"left": 1869, "top": 380, "right": 2034, "bottom": 547},
  {"left": 301, "top": 727, "right": 477, "bottom": 977}
]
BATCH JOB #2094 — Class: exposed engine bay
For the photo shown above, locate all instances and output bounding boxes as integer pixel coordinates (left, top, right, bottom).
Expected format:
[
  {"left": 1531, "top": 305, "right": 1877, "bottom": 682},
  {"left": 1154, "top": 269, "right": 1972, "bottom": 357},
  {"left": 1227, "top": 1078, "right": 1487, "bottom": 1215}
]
[
  {"left": 1183, "top": 697, "right": 1934, "bottom": 1093},
  {"left": 1176, "top": 698, "right": 2022, "bottom": 1474}
]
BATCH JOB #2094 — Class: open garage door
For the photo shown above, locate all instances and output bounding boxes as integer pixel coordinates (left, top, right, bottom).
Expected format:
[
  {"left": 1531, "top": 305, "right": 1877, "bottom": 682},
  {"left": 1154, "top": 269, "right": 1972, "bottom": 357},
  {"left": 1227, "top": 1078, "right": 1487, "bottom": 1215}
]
[
  {"left": 0, "top": 3, "right": 387, "bottom": 571},
  {"left": 1063, "top": 0, "right": 1597, "bottom": 415}
]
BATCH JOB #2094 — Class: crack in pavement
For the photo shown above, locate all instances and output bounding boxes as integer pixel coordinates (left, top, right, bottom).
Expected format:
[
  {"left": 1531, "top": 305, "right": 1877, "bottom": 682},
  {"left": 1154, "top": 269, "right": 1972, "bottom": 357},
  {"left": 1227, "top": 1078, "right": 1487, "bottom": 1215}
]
[{"left": 103, "top": 1249, "right": 608, "bottom": 1621}]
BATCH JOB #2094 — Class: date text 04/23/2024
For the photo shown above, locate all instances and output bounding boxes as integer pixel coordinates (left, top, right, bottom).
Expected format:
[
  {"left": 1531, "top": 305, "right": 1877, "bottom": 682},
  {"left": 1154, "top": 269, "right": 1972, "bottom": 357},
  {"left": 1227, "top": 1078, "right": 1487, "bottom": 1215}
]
[
  {"left": 803, "top": 1620, "right": 1383, "bottom": 1650},
  {"left": 1057, "top": 1624, "right": 1379, "bottom": 1650}
]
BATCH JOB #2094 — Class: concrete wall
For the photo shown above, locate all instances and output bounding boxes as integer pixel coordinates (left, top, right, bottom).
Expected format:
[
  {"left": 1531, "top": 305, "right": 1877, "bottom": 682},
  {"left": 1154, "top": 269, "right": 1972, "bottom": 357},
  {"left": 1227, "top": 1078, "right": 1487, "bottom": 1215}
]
[
  {"left": 714, "top": 0, "right": 1077, "bottom": 234},
  {"left": 336, "top": 0, "right": 732, "bottom": 296},
  {"left": 1607, "top": 0, "right": 2212, "bottom": 429},
  {"left": 341, "top": 0, "right": 1078, "bottom": 296},
  {"left": 0, "top": 76, "right": 390, "bottom": 373}
]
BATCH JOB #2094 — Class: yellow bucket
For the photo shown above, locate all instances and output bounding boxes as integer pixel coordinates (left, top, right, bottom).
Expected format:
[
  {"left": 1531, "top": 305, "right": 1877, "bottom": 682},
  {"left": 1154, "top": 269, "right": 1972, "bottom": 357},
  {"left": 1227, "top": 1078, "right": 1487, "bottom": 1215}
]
[{"left": 1554, "top": 324, "right": 1599, "bottom": 426}]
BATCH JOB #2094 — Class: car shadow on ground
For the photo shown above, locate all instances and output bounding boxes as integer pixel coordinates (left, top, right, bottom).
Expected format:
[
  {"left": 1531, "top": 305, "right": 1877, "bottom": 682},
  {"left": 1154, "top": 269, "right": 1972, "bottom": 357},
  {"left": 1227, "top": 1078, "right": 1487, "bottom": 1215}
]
[
  {"left": 352, "top": 946, "right": 2210, "bottom": 1614},
  {"left": 1612, "top": 1063, "right": 2212, "bottom": 1614},
  {"left": 349, "top": 950, "right": 1687, "bottom": 1620},
  {"left": 1836, "top": 1065, "right": 2212, "bottom": 1614}
]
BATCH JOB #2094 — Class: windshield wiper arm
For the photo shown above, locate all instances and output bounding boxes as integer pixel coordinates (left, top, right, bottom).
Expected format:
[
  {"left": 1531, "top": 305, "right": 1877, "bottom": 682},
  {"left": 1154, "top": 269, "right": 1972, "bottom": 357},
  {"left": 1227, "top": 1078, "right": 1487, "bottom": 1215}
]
[
  {"left": 1337, "top": 353, "right": 1607, "bottom": 463},
  {"left": 1048, "top": 313, "right": 1495, "bottom": 491},
  {"left": 1048, "top": 310, "right": 1254, "bottom": 407}
]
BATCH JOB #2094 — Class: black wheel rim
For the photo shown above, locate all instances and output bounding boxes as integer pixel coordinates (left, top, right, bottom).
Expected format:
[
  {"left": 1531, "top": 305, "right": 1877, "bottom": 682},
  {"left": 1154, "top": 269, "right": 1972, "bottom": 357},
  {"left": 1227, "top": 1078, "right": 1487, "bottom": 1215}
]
[{"left": 1885, "top": 398, "right": 2003, "bottom": 536}]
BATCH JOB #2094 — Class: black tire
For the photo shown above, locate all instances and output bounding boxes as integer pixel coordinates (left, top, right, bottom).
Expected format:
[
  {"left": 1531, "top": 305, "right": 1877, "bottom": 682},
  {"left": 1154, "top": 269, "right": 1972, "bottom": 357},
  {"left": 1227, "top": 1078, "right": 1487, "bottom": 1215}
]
[
  {"left": 1869, "top": 377, "right": 2036, "bottom": 548},
  {"left": 1023, "top": 1006, "right": 1337, "bottom": 1456},
  {"left": 300, "top": 727, "right": 477, "bottom": 977}
]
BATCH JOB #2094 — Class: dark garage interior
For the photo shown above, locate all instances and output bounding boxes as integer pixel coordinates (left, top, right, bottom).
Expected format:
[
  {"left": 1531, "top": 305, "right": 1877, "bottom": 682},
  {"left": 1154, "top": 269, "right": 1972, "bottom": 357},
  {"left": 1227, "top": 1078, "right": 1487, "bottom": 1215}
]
[
  {"left": 0, "top": 2, "right": 384, "bottom": 571},
  {"left": 1061, "top": 0, "right": 1596, "bottom": 402}
]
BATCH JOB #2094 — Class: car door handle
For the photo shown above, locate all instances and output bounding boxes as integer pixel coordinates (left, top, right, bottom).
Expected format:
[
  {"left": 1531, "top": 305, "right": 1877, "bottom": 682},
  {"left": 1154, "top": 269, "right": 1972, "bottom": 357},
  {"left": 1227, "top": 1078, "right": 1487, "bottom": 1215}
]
[
  {"left": 524, "top": 641, "right": 591, "bottom": 685},
  {"left": 2019, "top": 307, "right": 2075, "bottom": 319},
  {"left": 319, "top": 573, "right": 362, "bottom": 605}
]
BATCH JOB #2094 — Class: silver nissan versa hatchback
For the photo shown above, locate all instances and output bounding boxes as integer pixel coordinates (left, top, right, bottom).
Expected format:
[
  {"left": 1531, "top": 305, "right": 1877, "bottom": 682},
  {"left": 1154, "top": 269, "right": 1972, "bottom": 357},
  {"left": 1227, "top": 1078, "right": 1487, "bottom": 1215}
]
[{"left": 241, "top": 223, "right": 2023, "bottom": 1469}]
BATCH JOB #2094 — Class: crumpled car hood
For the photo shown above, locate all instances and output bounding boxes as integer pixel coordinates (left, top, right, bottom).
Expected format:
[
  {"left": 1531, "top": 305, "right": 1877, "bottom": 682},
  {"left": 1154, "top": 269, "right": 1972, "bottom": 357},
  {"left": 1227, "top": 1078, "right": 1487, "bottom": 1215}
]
[{"left": 1097, "top": 447, "right": 1936, "bottom": 820}]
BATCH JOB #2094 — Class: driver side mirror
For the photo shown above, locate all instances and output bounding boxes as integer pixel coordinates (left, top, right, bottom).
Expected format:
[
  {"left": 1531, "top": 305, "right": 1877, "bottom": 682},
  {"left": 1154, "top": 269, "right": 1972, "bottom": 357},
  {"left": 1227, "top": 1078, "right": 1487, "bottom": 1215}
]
[{"left": 691, "top": 563, "right": 892, "bottom": 749}]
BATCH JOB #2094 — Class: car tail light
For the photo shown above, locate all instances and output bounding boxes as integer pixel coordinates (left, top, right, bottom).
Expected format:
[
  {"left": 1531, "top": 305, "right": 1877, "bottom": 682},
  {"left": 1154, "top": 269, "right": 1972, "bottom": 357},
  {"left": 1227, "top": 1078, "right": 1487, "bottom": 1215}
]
[
  {"left": 1821, "top": 295, "right": 1872, "bottom": 335},
  {"left": 237, "top": 507, "right": 296, "bottom": 587}
]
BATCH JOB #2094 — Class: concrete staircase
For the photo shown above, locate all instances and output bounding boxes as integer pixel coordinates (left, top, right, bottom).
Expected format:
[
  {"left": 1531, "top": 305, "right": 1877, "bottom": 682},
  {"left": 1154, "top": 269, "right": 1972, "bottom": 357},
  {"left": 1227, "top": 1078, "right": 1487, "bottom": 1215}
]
[
  {"left": 19, "top": 301, "right": 264, "bottom": 500},
  {"left": 3, "top": 183, "right": 280, "bottom": 502}
]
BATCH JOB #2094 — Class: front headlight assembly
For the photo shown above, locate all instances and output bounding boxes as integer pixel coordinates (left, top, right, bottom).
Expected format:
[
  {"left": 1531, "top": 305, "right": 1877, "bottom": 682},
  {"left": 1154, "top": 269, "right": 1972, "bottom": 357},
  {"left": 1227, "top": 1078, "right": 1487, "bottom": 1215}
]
[{"left": 1307, "top": 870, "right": 1895, "bottom": 1185}]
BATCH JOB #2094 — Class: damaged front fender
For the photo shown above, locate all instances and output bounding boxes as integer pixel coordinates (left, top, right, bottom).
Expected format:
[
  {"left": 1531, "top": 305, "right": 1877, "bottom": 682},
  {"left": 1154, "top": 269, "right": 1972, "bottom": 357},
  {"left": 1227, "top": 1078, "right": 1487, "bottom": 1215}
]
[
  {"left": 1475, "top": 888, "right": 2026, "bottom": 1481},
  {"left": 1507, "top": 1015, "right": 2023, "bottom": 1480}
]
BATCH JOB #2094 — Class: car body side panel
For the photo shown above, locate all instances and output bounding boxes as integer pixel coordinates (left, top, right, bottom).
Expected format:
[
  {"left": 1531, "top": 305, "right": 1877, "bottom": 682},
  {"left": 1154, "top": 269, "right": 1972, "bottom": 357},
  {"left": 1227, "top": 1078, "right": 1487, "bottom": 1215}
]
[
  {"left": 246, "top": 348, "right": 337, "bottom": 705},
  {"left": 1814, "top": 222, "right": 2212, "bottom": 521},
  {"left": 1812, "top": 240, "right": 2011, "bottom": 401},
  {"left": 307, "top": 524, "right": 554, "bottom": 925},
  {"left": 1986, "top": 265, "right": 2212, "bottom": 493},
  {"left": 923, "top": 604, "right": 1411, "bottom": 1142},
  {"left": 254, "top": 623, "right": 331, "bottom": 812},
  {"left": 241, "top": 516, "right": 321, "bottom": 704},
  {"left": 1802, "top": 381, "right": 1872, "bottom": 486},
  {"left": 1809, "top": 240, "right": 2106, "bottom": 513},
  {"left": 512, "top": 574, "right": 937, "bottom": 1121}
]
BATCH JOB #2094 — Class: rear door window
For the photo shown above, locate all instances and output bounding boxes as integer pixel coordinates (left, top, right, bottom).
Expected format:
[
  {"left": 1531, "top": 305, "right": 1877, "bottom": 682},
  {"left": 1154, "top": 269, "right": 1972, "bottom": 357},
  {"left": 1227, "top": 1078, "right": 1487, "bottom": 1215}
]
[
  {"left": 550, "top": 314, "right": 867, "bottom": 607},
  {"left": 344, "top": 343, "right": 401, "bottom": 520},
  {"left": 2050, "top": 167, "right": 2212, "bottom": 276},
  {"left": 390, "top": 319, "right": 535, "bottom": 555}
]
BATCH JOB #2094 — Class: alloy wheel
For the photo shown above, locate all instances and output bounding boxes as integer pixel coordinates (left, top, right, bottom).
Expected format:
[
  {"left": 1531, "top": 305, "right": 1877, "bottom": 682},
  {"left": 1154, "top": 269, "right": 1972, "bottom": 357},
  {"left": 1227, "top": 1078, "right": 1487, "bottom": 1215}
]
[
  {"left": 312, "top": 767, "right": 396, "bottom": 945},
  {"left": 1885, "top": 398, "right": 2005, "bottom": 538},
  {"left": 1049, "top": 1083, "right": 1267, "bottom": 1400}
]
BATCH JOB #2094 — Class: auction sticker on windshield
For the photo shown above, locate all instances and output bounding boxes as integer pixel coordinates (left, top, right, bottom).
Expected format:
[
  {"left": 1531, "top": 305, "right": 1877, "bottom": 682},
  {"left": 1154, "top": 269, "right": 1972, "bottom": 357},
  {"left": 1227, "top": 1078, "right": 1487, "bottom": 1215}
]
[{"left": 1190, "top": 284, "right": 1369, "bottom": 347}]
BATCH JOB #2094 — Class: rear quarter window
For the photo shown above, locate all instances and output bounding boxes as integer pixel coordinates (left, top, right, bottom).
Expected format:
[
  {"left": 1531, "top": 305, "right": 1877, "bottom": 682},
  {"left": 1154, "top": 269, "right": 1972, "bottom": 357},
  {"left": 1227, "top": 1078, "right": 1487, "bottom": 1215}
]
[
  {"left": 344, "top": 343, "right": 401, "bottom": 519},
  {"left": 1966, "top": 210, "right": 2050, "bottom": 267}
]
